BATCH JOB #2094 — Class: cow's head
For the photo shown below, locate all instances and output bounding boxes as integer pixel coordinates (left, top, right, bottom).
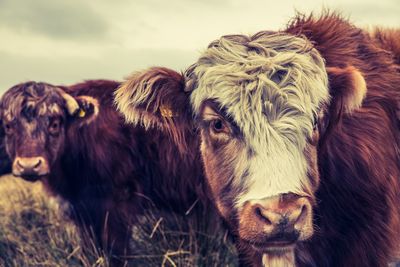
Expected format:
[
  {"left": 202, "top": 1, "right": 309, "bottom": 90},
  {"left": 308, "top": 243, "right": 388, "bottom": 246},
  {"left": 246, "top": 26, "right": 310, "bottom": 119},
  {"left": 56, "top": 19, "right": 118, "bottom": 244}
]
[
  {"left": 114, "top": 32, "right": 367, "bottom": 265},
  {"left": 0, "top": 82, "right": 98, "bottom": 182},
  {"left": 185, "top": 32, "right": 367, "bottom": 264}
]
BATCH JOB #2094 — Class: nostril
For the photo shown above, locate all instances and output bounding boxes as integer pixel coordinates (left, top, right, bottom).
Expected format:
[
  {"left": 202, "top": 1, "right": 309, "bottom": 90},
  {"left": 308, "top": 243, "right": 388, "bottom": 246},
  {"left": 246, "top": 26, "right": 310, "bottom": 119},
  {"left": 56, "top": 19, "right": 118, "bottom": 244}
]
[
  {"left": 33, "top": 159, "right": 42, "bottom": 169},
  {"left": 294, "top": 204, "right": 308, "bottom": 226},
  {"left": 16, "top": 160, "right": 24, "bottom": 169},
  {"left": 255, "top": 206, "right": 272, "bottom": 225}
]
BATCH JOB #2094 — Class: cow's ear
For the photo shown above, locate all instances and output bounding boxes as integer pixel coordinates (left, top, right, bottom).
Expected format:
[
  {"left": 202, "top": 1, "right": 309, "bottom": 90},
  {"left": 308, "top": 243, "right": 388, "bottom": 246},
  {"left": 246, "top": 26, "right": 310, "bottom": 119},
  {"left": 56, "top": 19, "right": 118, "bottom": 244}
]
[
  {"left": 114, "top": 67, "right": 193, "bottom": 152},
  {"left": 73, "top": 96, "right": 99, "bottom": 124},
  {"left": 60, "top": 90, "right": 99, "bottom": 125},
  {"left": 327, "top": 66, "right": 367, "bottom": 114},
  {"left": 319, "top": 66, "right": 367, "bottom": 146}
]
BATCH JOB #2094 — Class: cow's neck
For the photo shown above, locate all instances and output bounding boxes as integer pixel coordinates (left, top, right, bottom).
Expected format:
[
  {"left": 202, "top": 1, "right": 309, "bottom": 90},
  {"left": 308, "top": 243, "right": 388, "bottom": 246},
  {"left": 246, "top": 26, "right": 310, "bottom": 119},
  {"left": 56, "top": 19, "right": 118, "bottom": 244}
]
[
  {"left": 139, "top": 127, "right": 206, "bottom": 212},
  {"left": 43, "top": 165, "right": 70, "bottom": 199},
  {"left": 45, "top": 145, "right": 111, "bottom": 201}
]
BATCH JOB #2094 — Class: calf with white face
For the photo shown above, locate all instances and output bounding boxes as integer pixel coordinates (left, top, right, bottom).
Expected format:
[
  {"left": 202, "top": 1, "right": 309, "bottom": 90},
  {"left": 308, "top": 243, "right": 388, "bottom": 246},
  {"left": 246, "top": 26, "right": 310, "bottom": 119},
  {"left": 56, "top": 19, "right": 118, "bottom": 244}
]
[
  {"left": 184, "top": 32, "right": 371, "bottom": 265},
  {"left": 115, "top": 13, "right": 400, "bottom": 267}
]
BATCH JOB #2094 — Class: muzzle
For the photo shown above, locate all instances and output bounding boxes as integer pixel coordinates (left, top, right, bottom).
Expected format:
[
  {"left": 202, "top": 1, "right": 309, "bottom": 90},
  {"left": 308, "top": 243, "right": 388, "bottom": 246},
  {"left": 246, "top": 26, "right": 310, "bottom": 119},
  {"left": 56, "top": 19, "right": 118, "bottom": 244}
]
[
  {"left": 12, "top": 156, "right": 50, "bottom": 181},
  {"left": 239, "top": 193, "right": 313, "bottom": 252}
]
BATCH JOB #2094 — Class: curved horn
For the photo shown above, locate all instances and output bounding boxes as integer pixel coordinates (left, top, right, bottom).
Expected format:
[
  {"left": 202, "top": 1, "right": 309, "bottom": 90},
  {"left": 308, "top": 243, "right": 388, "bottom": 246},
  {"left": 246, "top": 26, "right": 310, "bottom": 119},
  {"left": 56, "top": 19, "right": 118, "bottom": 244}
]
[{"left": 56, "top": 88, "right": 79, "bottom": 115}]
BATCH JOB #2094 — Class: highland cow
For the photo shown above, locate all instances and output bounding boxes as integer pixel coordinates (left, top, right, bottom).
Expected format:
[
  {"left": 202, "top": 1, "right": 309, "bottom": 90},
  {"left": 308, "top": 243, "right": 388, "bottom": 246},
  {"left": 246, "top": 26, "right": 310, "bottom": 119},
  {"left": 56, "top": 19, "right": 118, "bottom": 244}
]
[
  {"left": 115, "top": 13, "right": 400, "bottom": 267},
  {"left": 0, "top": 79, "right": 207, "bottom": 265}
]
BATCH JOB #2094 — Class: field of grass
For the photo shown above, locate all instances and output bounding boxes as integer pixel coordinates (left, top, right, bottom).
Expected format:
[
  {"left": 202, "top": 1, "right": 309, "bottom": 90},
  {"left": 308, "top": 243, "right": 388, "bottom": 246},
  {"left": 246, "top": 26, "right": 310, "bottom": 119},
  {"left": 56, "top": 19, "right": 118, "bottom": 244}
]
[{"left": 0, "top": 175, "right": 237, "bottom": 267}]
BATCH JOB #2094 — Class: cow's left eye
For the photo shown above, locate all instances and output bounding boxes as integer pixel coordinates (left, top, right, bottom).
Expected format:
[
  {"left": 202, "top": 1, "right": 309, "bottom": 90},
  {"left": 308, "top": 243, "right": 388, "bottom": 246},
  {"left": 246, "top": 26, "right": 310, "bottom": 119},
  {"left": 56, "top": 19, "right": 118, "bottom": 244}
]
[
  {"left": 49, "top": 119, "right": 61, "bottom": 135},
  {"left": 210, "top": 119, "right": 230, "bottom": 135}
]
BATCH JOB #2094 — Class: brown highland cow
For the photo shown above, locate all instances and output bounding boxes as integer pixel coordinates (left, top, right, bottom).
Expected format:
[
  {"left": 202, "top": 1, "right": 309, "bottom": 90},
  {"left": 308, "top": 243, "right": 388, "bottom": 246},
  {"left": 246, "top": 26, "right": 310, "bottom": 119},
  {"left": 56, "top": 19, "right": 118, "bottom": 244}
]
[
  {"left": 115, "top": 12, "right": 400, "bottom": 267},
  {"left": 0, "top": 79, "right": 208, "bottom": 265}
]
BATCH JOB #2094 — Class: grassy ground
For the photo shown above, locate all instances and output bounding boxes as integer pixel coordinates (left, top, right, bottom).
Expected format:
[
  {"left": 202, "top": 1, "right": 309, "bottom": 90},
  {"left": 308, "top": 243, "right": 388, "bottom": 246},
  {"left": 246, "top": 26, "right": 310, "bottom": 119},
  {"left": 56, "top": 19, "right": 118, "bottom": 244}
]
[
  {"left": 0, "top": 175, "right": 237, "bottom": 267},
  {"left": 3, "top": 175, "right": 398, "bottom": 267}
]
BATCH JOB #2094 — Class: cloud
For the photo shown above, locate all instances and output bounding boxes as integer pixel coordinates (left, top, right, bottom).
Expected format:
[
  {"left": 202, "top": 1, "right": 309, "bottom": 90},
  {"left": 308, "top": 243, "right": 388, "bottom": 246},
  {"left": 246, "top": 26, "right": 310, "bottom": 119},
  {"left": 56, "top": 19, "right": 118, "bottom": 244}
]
[
  {"left": 0, "top": 0, "right": 398, "bottom": 95},
  {"left": 344, "top": 3, "right": 400, "bottom": 26},
  {"left": 0, "top": 0, "right": 109, "bottom": 40},
  {"left": 0, "top": 48, "right": 196, "bottom": 92}
]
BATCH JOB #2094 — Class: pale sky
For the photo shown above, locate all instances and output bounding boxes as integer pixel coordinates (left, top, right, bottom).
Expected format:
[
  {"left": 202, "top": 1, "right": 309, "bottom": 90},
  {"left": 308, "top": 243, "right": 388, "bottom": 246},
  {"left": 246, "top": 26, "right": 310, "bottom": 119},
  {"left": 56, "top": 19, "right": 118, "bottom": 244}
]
[{"left": 0, "top": 0, "right": 399, "bottom": 93}]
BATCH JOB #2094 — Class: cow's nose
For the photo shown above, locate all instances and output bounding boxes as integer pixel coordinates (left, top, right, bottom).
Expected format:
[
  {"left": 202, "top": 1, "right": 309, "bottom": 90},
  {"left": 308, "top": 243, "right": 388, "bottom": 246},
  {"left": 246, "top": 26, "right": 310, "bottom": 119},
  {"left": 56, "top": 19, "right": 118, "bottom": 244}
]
[
  {"left": 13, "top": 156, "right": 49, "bottom": 178},
  {"left": 253, "top": 201, "right": 308, "bottom": 232},
  {"left": 246, "top": 195, "right": 312, "bottom": 242}
]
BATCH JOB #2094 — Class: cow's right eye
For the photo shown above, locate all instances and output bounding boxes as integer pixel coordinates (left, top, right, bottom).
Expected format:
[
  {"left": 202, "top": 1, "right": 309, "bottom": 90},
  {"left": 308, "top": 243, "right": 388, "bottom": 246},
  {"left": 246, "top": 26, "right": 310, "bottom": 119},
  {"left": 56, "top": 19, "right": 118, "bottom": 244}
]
[
  {"left": 212, "top": 119, "right": 224, "bottom": 132},
  {"left": 209, "top": 119, "right": 231, "bottom": 136},
  {"left": 49, "top": 119, "right": 62, "bottom": 136}
]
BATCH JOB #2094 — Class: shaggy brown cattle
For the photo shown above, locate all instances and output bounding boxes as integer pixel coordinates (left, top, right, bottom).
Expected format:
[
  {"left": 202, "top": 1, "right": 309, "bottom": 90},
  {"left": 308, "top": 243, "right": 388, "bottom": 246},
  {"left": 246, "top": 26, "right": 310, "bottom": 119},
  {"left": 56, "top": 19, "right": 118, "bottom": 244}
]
[
  {"left": 115, "top": 13, "right": 400, "bottom": 267},
  {"left": 0, "top": 80, "right": 207, "bottom": 265}
]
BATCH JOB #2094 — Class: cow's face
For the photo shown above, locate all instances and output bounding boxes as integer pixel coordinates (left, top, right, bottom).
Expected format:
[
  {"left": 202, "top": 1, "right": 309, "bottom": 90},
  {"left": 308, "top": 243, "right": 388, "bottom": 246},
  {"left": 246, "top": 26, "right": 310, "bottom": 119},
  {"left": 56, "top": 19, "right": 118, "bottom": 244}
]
[
  {"left": 185, "top": 32, "right": 366, "bottom": 262},
  {"left": 0, "top": 82, "right": 97, "bottom": 182}
]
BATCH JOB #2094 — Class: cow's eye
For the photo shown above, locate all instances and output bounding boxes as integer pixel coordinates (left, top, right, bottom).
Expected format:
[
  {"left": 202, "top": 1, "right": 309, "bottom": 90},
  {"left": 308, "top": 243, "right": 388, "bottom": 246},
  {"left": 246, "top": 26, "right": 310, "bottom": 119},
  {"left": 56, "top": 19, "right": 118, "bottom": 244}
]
[
  {"left": 210, "top": 119, "right": 230, "bottom": 135},
  {"left": 49, "top": 119, "right": 62, "bottom": 135}
]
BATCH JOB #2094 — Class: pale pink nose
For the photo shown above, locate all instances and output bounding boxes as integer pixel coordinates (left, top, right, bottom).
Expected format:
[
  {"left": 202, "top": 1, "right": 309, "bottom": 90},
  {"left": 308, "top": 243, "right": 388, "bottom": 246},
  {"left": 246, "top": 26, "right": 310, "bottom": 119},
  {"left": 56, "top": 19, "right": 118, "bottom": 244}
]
[
  {"left": 13, "top": 156, "right": 49, "bottom": 177},
  {"left": 252, "top": 198, "right": 310, "bottom": 237}
]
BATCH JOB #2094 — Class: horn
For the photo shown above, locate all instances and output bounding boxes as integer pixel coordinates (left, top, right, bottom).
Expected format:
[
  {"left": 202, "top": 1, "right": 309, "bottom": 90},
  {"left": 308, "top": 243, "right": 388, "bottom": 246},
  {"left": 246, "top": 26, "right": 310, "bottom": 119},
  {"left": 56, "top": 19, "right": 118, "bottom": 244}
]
[{"left": 56, "top": 88, "right": 79, "bottom": 115}]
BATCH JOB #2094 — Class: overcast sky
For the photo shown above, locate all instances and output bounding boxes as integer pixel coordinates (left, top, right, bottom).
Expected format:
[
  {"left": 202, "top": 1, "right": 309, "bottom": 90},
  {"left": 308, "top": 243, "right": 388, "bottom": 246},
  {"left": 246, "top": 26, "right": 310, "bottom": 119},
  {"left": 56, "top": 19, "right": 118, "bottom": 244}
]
[{"left": 0, "top": 0, "right": 398, "bottom": 93}]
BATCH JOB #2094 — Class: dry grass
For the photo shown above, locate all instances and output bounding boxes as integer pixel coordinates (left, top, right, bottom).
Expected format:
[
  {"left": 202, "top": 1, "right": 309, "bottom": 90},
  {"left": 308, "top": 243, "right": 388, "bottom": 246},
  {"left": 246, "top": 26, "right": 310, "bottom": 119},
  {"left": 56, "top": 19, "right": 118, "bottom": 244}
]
[
  {"left": 1, "top": 176, "right": 400, "bottom": 267},
  {"left": 0, "top": 175, "right": 237, "bottom": 267}
]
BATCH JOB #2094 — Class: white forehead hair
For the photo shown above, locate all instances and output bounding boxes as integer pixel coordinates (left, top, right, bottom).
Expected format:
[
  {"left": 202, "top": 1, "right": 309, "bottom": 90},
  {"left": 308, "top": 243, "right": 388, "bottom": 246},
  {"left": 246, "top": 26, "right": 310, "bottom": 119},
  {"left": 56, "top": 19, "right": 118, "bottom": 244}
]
[
  {"left": 188, "top": 32, "right": 330, "bottom": 203},
  {"left": 189, "top": 32, "right": 330, "bottom": 149}
]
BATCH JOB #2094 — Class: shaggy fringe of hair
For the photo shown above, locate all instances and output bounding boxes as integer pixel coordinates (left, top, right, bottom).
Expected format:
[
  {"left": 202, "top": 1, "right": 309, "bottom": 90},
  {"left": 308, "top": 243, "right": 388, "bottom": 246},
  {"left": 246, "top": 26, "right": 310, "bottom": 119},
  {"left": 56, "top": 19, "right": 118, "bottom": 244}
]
[
  {"left": 1, "top": 82, "right": 63, "bottom": 121},
  {"left": 186, "top": 30, "right": 330, "bottom": 151}
]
